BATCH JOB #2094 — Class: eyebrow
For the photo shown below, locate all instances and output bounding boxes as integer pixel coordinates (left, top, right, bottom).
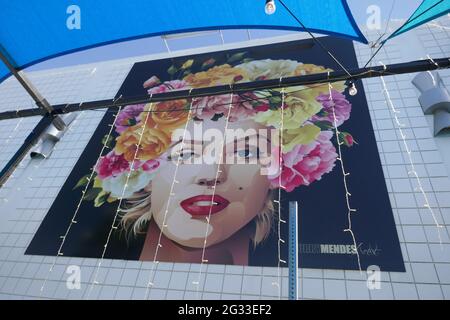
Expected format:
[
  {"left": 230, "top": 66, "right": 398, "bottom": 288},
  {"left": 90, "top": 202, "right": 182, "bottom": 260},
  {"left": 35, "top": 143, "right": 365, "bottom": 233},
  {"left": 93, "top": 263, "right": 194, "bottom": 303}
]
[
  {"left": 169, "top": 139, "right": 202, "bottom": 150},
  {"left": 231, "top": 133, "right": 271, "bottom": 144}
]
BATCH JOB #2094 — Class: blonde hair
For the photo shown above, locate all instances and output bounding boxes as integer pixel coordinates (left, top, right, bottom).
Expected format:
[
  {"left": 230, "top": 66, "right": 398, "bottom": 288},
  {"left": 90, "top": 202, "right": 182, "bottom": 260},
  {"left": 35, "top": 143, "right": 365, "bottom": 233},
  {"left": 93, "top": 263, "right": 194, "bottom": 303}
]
[{"left": 120, "top": 189, "right": 276, "bottom": 246}]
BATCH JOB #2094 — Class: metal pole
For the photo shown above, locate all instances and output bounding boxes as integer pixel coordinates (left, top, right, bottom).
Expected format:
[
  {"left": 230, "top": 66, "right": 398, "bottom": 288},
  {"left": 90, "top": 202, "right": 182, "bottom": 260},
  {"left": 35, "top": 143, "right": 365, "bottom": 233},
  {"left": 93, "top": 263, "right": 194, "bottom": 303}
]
[
  {"left": 0, "top": 57, "right": 449, "bottom": 121},
  {"left": 288, "top": 201, "right": 298, "bottom": 301},
  {"left": 0, "top": 44, "right": 66, "bottom": 130}
]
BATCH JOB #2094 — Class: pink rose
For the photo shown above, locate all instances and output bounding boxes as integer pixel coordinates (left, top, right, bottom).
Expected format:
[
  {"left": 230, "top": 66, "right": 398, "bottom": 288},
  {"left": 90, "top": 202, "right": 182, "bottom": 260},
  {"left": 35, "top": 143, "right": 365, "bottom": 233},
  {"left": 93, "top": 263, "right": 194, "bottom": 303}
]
[
  {"left": 143, "top": 76, "right": 161, "bottom": 89},
  {"left": 148, "top": 80, "right": 188, "bottom": 95},
  {"left": 115, "top": 104, "right": 145, "bottom": 134},
  {"left": 132, "top": 159, "right": 160, "bottom": 172},
  {"left": 269, "top": 131, "right": 337, "bottom": 192},
  {"left": 96, "top": 151, "right": 130, "bottom": 179},
  {"left": 313, "top": 89, "right": 351, "bottom": 126},
  {"left": 192, "top": 92, "right": 268, "bottom": 122},
  {"left": 341, "top": 132, "right": 356, "bottom": 147},
  {"left": 96, "top": 151, "right": 160, "bottom": 180}
]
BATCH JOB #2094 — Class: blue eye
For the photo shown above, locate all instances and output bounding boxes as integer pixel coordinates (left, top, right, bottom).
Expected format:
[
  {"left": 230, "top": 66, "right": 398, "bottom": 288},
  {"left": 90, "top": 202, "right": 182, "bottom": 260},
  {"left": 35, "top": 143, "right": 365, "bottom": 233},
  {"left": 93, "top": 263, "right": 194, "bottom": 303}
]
[
  {"left": 180, "top": 152, "right": 194, "bottom": 160},
  {"left": 236, "top": 148, "right": 260, "bottom": 159}
]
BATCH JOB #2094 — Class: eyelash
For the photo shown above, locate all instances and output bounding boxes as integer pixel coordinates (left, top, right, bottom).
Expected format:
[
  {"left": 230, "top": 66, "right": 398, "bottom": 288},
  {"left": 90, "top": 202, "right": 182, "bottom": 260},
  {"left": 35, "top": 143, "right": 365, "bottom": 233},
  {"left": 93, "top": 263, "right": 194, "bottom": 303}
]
[
  {"left": 167, "top": 151, "right": 197, "bottom": 161},
  {"left": 234, "top": 147, "right": 261, "bottom": 159}
]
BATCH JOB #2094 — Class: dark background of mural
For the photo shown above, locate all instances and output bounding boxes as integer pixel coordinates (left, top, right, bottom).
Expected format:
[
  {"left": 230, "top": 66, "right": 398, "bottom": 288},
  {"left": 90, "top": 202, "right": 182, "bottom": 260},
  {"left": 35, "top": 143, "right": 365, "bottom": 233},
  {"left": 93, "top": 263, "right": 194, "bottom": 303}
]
[{"left": 26, "top": 37, "right": 405, "bottom": 271}]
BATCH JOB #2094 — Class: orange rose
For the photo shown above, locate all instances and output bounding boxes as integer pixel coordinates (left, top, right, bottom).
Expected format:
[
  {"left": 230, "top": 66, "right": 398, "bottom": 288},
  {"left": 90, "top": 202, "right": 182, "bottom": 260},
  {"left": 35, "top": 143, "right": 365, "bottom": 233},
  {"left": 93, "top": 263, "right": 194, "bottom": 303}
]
[
  {"left": 142, "top": 100, "right": 189, "bottom": 132},
  {"left": 115, "top": 125, "right": 171, "bottom": 161},
  {"left": 183, "top": 64, "right": 248, "bottom": 88}
]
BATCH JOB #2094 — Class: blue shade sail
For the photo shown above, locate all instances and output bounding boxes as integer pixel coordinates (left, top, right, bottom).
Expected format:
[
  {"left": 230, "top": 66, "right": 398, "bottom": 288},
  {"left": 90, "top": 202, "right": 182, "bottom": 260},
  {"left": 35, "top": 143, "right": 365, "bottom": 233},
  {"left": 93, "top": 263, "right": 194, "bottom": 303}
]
[
  {"left": 0, "top": 0, "right": 367, "bottom": 83},
  {"left": 386, "top": 0, "right": 450, "bottom": 41}
]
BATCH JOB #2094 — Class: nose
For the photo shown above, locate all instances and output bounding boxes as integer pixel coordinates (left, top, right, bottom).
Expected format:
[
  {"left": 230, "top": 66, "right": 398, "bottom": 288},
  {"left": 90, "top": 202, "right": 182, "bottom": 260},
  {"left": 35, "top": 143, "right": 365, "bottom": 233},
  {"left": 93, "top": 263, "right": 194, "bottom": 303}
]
[{"left": 195, "top": 163, "right": 227, "bottom": 187}]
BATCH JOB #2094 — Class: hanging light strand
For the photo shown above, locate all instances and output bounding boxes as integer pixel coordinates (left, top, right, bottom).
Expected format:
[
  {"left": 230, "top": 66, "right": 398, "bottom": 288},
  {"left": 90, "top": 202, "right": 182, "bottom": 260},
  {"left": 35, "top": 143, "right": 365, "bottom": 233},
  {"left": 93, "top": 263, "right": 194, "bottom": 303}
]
[
  {"left": 0, "top": 102, "right": 35, "bottom": 195},
  {"left": 85, "top": 101, "right": 151, "bottom": 299},
  {"left": 38, "top": 108, "right": 93, "bottom": 296},
  {"left": 144, "top": 93, "right": 194, "bottom": 300},
  {"left": 193, "top": 90, "right": 234, "bottom": 299},
  {"left": 271, "top": 87, "right": 286, "bottom": 299},
  {"left": 378, "top": 66, "right": 444, "bottom": 244},
  {"left": 328, "top": 82, "right": 362, "bottom": 271}
]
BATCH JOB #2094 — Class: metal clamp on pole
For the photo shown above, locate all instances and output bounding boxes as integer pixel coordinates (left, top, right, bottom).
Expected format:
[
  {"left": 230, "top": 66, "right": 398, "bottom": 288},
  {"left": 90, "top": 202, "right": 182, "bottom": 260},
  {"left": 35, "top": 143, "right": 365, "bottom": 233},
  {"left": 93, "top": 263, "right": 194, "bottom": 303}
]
[{"left": 30, "top": 113, "right": 78, "bottom": 159}]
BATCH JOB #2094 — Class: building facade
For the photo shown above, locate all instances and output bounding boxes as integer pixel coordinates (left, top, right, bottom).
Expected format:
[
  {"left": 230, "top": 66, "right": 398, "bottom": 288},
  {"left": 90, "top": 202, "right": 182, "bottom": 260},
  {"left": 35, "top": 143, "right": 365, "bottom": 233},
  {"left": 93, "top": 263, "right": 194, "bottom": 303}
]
[{"left": 0, "top": 16, "right": 449, "bottom": 300}]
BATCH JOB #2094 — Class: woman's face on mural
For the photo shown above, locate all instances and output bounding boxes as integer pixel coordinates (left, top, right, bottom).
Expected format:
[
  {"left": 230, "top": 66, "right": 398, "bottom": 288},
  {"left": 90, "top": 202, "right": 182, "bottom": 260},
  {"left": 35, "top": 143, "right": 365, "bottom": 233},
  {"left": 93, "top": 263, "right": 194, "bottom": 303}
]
[{"left": 149, "top": 118, "right": 275, "bottom": 248}]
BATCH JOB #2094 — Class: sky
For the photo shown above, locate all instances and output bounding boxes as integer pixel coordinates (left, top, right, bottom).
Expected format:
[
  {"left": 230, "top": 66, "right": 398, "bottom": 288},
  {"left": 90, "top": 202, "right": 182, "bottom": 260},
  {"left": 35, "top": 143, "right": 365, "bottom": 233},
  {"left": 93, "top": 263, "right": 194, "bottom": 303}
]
[{"left": 27, "top": 0, "right": 422, "bottom": 72}]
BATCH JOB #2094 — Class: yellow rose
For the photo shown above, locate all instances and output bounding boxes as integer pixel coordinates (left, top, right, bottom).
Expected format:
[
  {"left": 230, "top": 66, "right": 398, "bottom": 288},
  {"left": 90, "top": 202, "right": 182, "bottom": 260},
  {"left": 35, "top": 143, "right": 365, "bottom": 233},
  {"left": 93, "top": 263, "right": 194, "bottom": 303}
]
[
  {"left": 294, "top": 64, "right": 345, "bottom": 95},
  {"left": 142, "top": 100, "right": 189, "bottom": 132},
  {"left": 253, "top": 96, "right": 321, "bottom": 129},
  {"left": 282, "top": 125, "right": 321, "bottom": 153},
  {"left": 115, "top": 125, "right": 171, "bottom": 161},
  {"left": 93, "top": 176, "right": 103, "bottom": 188},
  {"left": 294, "top": 63, "right": 331, "bottom": 76},
  {"left": 181, "top": 59, "right": 194, "bottom": 69},
  {"left": 183, "top": 64, "right": 249, "bottom": 88}
]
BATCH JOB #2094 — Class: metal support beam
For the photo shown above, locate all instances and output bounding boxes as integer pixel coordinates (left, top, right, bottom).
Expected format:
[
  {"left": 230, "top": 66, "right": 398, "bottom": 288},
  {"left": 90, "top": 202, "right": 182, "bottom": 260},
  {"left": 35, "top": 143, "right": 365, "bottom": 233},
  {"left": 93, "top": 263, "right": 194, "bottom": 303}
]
[
  {"left": 288, "top": 201, "right": 298, "bottom": 301},
  {"left": 0, "top": 116, "right": 53, "bottom": 187},
  {"left": 0, "top": 57, "right": 449, "bottom": 187},
  {"left": 0, "top": 44, "right": 66, "bottom": 130},
  {"left": 0, "top": 57, "right": 449, "bottom": 121}
]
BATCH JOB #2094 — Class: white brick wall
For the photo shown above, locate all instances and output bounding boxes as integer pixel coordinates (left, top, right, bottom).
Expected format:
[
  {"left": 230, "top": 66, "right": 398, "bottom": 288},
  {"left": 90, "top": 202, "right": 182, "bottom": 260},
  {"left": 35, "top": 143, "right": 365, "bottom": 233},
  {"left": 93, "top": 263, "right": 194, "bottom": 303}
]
[{"left": 0, "top": 16, "right": 449, "bottom": 300}]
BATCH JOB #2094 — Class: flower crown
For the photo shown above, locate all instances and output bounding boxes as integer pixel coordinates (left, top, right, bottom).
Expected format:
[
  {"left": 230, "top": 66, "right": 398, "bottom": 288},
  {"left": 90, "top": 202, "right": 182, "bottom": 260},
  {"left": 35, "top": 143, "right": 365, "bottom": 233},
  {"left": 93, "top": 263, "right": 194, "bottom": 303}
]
[{"left": 74, "top": 54, "right": 355, "bottom": 207}]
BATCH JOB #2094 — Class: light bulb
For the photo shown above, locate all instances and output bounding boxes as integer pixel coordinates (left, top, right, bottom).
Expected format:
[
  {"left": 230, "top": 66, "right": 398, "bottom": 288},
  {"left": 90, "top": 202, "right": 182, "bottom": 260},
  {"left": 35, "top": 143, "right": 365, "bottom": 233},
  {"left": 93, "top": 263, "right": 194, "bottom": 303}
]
[
  {"left": 265, "top": 0, "right": 276, "bottom": 15},
  {"left": 348, "top": 82, "right": 358, "bottom": 96}
]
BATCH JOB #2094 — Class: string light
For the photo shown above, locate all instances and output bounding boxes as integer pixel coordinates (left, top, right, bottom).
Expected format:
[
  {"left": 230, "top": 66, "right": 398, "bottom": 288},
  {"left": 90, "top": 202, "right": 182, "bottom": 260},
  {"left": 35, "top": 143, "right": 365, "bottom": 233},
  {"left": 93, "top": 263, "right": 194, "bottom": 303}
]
[
  {"left": 39, "top": 106, "right": 121, "bottom": 296},
  {"left": 143, "top": 93, "right": 194, "bottom": 300},
  {"left": 265, "top": 0, "right": 276, "bottom": 15},
  {"left": 272, "top": 87, "right": 286, "bottom": 299},
  {"left": 86, "top": 100, "right": 151, "bottom": 299},
  {"left": 378, "top": 64, "right": 444, "bottom": 245},
  {"left": 347, "top": 81, "right": 358, "bottom": 96},
  {"left": 193, "top": 89, "right": 234, "bottom": 299},
  {"left": 328, "top": 82, "right": 362, "bottom": 272},
  {"left": 0, "top": 117, "right": 24, "bottom": 154},
  {"left": 0, "top": 103, "right": 34, "bottom": 195}
]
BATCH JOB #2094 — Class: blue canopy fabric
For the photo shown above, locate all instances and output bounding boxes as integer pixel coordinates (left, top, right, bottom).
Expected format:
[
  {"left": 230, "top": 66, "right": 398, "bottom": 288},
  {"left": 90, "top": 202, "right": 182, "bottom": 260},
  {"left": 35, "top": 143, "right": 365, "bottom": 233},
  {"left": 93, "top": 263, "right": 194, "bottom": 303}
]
[
  {"left": 386, "top": 0, "right": 450, "bottom": 41},
  {"left": 0, "top": 0, "right": 367, "bottom": 84}
]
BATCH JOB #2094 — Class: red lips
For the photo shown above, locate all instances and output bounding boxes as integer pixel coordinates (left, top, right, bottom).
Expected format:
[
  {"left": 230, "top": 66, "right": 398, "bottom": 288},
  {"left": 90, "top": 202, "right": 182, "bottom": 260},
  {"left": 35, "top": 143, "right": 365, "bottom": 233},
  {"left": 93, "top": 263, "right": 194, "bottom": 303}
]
[{"left": 180, "top": 195, "right": 230, "bottom": 216}]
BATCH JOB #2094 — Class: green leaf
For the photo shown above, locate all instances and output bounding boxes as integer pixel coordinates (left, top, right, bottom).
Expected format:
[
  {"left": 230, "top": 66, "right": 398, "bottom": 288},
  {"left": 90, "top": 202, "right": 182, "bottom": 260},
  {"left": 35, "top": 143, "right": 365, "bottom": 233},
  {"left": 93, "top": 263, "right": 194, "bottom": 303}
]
[
  {"left": 101, "top": 135, "right": 114, "bottom": 148},
  {"left": 211, "top": 113, "right": 224, "bottom": 121},
  {"left": 316, "top": 110, "right": 329, "bottom": 117},
  {"left": 182, "top": 69, "right": 192, "bottom": 78},
  {"left": 167, "top": 65, "right": 178, "bottom": 76},
  {"left": 314, "top": 121, "right": 333, "bottom": 130},
  {"left": 94, "top": 191, "right": 110, "bottom": 207},
  {"left": 73, "top": 174, "right": 92, "bottom": 190},
  {"left": 82, "top": 187, "right": 102, "bottom": 201},
  {"left": 201, "top": 58, "right": 216, "bottom": 70},
  {"left": 181, "top": 59, "right": 194, "bottom": 70},
  {"left": 227, "top": 52, "right": 247, "bottom": 64},
  {"left": 241, "top": 58, "right": 254, "bottom": 63},
  {"left": 269, "top": 95, "right": 282, "bottom": 104},
  {"left": 126, "top": 118, "right": 137, "bottom": 126}
]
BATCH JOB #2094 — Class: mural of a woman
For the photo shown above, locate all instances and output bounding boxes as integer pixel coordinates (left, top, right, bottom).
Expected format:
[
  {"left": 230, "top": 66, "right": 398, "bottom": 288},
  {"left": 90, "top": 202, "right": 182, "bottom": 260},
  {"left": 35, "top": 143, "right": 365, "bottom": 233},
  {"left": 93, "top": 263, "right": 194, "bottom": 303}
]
[{"left": 79, "top": 58, "right": 354, "bottom": 265}]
